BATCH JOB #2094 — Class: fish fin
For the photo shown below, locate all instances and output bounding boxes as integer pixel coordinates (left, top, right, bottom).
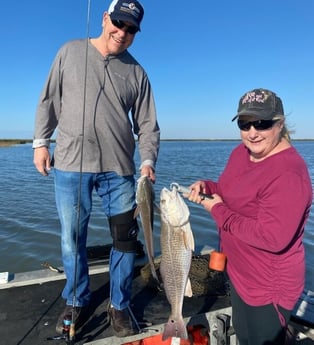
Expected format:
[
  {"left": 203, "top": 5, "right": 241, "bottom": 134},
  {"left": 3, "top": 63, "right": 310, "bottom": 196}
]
[
  {"left": 184, "top": 278, "right": 193, "bottom": 297},
  {"left": 148, "top": 257, "right": 160, "bottom": 284},
  {"left": 182, "top": 224, "right": 195, "bottom": 251},
  {"left": 151, "top": 271, "right": 162, "bottom": 288},
  {"left": 133, "top": 205, "right": 140, "bottom": 219},
  {"left": 162, "top": 317, "right": 188, "bottom": 341}
]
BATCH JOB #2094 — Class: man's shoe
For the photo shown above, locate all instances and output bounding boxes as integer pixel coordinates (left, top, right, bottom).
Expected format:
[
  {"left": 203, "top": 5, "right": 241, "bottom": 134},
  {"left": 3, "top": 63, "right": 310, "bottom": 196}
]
[
  {"left": 56, "top": 305, "right": 88, "bottom": 335},
  {"left": 107, "top": 304, "right": 137, "bottom": 337}
]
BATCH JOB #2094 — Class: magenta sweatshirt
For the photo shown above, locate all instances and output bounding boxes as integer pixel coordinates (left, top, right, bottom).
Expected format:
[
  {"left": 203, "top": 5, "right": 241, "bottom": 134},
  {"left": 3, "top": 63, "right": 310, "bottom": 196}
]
[{"left": 206, "top": 143, "right": 312, "bottom": 310}]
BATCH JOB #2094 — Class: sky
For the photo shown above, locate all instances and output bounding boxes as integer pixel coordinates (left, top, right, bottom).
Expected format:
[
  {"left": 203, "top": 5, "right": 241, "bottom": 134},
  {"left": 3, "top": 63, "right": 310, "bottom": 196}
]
[{"left": 0, "top": 0, "right": 313, "bottom": 140}]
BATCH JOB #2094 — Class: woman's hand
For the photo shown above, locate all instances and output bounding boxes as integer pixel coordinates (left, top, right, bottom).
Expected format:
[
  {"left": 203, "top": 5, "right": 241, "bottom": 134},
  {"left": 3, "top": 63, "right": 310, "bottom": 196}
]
[
  {"left": 186, "top": 180, "right": 207, "bottom": 203},
  {"left": 201, "top": 193, "right": 223, "bottom": 212},
  {"left": 186, "top": 180, "right": 223, "bottom": 212}
]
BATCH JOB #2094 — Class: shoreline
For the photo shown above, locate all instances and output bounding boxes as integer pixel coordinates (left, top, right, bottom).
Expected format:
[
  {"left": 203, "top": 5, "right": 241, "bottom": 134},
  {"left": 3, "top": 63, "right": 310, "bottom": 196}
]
[
  {"left": 0, "top": 139, "right": 32, "bottom": 147},
  {"left": 1, "top": 138, "right": 314, "bottom": 147}
]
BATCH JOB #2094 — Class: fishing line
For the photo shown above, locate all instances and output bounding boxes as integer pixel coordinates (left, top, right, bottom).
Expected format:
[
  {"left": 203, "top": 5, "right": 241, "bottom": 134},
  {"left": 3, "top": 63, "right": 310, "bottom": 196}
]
[{"left": 68, "top": 0, "right": 92, "bottom": 343}]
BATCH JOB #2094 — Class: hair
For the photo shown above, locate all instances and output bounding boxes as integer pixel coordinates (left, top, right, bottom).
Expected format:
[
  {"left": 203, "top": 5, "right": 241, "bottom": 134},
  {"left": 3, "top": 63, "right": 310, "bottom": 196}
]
[{"left": 273, "top": 115, "right": 292, "bottom": 143}]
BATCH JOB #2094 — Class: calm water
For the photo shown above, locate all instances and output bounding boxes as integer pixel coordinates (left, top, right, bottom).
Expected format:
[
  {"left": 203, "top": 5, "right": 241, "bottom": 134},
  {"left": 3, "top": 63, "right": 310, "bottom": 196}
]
[{"left": 1, "top": 141, "right": 313, "bottom": 291}]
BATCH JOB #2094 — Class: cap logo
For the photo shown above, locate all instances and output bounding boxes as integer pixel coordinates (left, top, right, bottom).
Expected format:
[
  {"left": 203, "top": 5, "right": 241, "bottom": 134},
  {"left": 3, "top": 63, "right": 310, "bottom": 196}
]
[
  {"left": 242, "top": 91, "right": 268, "bottom": 105},
  {"left": 120, "top": 2, "right": 141, "bottom": 18}
]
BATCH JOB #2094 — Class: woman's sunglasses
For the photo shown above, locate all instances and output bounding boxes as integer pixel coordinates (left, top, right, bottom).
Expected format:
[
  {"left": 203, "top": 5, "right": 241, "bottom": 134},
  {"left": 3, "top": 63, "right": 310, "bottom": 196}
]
[
  {"left": 237, "top": 119, "right": 280, "bottom": 131},
  {"left": 111, "top": 19, "right": 139, "bottom": 35}
]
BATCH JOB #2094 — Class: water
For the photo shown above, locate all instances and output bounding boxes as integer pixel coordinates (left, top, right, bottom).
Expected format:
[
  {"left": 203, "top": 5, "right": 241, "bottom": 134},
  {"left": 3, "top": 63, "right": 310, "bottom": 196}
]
[{"left": 0, "top": 141, "right": 313, "bottom": 291}]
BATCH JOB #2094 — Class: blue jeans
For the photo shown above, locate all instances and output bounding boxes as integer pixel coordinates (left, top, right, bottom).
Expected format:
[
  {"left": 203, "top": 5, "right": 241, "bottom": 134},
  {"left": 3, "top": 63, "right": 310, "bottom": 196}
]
[{"left": 54, "top": 169, "right": 137, "bottom": 309}]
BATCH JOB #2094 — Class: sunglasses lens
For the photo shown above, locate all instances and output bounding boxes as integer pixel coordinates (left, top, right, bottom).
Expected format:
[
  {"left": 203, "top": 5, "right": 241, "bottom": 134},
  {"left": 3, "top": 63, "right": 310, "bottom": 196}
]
[
  {"left": 237, "top": 119, "right": 278, "bottom": 131},
  {"left": 112, "top": 19, "right": 124, "bottom": 29},
  {"left": 126, "top": 26, "right": 138, "bottom": 34},
  {"left": 111, "top": 19, "right": 138, "bottom": 34}
]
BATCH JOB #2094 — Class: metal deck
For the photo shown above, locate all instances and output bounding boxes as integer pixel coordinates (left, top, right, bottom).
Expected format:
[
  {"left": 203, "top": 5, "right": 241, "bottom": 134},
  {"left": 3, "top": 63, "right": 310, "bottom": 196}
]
[{"left": 0, "top": 254, "right": 313, "bottom": 345}]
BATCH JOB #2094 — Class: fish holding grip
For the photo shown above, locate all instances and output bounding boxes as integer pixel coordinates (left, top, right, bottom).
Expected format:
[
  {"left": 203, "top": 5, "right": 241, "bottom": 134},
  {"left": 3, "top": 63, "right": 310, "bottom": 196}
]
[{"left": 170, "top": 182, "right": 213, "bottom": 200}]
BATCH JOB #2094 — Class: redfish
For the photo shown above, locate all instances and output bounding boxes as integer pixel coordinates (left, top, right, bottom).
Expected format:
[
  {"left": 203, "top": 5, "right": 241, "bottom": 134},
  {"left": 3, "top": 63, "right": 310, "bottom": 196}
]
[{"left": 159, "top": 187, "right": 194, "bottom": 340}]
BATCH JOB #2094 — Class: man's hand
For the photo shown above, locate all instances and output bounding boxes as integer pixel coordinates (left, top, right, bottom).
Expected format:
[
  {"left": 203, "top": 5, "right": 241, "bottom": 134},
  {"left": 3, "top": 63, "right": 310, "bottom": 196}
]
[
  {"left": 140, "top": 165, "right": 156, "bottom": 183},
  {"left": 33, "top": 147, "right": 51, "bottom": 176}
]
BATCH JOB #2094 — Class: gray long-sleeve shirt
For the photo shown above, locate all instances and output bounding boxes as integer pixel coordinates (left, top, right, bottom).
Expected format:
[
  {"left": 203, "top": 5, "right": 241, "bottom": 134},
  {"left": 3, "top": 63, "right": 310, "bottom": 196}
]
[{"left": 33, "top": 39, "right": 160, "bottom": 175}]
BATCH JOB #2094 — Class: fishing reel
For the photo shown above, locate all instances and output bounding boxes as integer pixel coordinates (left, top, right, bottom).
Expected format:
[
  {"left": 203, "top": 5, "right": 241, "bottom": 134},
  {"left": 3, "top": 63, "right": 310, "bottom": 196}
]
[
  {"left": 63, "top": 314, "right": 76, "bottom": 344},
  {"left": 46, "top": 314, "right": 75, "bottom": 344}
]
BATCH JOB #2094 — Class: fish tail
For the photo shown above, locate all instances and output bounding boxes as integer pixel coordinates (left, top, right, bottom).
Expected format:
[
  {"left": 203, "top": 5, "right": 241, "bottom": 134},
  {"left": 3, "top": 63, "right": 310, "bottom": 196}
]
[{"left": 162, "top": 318, "right": 188, "bottom": 340}]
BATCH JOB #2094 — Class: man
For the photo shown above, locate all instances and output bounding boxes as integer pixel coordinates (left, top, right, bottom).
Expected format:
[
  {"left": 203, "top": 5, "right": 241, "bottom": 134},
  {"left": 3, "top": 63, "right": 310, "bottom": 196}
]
[{"left": 33, "top": 0, "right": 160, "bottom": 337}]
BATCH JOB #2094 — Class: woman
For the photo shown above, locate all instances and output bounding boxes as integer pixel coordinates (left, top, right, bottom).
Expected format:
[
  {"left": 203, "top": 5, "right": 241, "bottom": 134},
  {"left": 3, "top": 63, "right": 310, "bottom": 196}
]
[{"left": 188, "top": 88, "right": 312, "bottom": 344}]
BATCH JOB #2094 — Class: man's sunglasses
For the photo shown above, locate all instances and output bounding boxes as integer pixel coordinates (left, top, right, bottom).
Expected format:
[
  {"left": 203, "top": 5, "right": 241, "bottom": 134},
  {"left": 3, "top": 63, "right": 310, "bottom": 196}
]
[
  {"left": 111, "top": 19, "right": 139, "bottom": 35},
  {"left": 237, "top": 119, "right": 280, "bottom": 131}
]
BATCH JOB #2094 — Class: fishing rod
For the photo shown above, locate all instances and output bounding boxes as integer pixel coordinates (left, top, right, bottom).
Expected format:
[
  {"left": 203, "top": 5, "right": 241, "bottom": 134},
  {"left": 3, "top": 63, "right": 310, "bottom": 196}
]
[
  {"left": 47, "top": 1, "right": 92, "bottom": 344},
  {"left": 67, "top": 0, "right": 92, "bottom": 343}
]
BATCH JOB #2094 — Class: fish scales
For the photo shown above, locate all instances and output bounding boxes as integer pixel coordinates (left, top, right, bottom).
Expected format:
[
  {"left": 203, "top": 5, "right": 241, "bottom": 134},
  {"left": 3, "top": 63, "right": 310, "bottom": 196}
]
[
  {"left": 160, "top": 222, "right": 192, "bottom": 334},
  {"left": 159, "top": 187, "right": 194, "bottom": 341}
]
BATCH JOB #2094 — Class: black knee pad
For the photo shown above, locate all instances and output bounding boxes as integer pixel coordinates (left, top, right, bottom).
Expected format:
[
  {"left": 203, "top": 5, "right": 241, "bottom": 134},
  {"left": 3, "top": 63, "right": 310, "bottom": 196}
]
[{"left": 109, "top": 209, "right": 139, "bottom": 253}]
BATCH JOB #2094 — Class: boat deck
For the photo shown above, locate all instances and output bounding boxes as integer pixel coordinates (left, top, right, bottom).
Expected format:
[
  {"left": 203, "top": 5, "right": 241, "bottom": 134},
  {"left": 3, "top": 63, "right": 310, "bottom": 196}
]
[{"left": 1, "top": 251, "right": 314, "bottom": 345}]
